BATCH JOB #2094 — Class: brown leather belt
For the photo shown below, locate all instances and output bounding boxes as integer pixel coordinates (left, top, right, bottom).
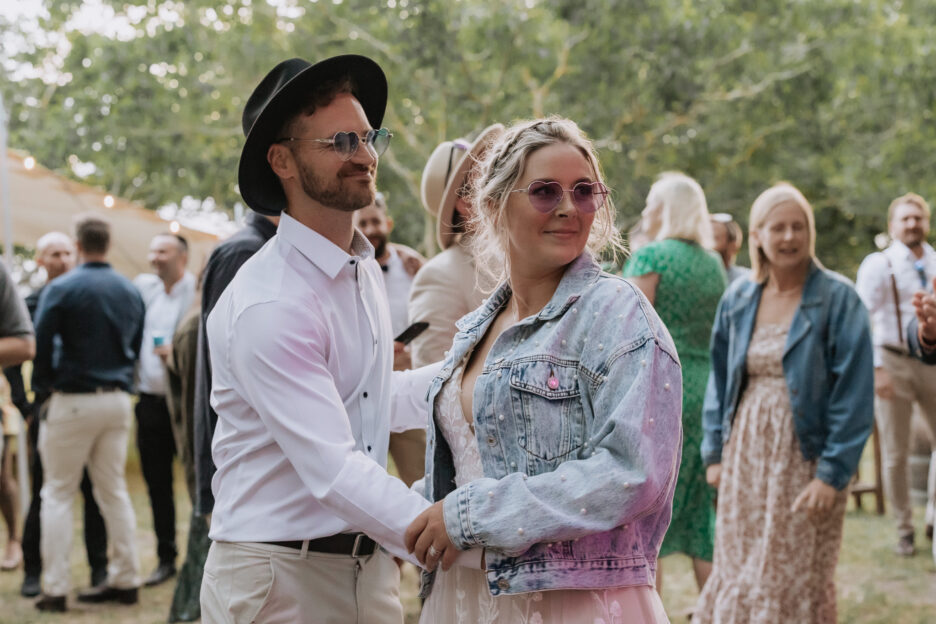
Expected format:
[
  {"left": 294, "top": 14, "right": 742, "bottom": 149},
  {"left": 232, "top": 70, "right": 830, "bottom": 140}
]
[{"left": 263, "top": 533, "right": 376, "bottom": 557}]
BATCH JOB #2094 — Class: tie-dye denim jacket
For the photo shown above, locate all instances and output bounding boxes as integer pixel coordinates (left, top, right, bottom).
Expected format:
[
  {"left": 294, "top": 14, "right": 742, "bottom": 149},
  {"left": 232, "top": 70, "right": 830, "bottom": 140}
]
[{"left": 420, "top": 252, "right": 683, "bottom": 598}]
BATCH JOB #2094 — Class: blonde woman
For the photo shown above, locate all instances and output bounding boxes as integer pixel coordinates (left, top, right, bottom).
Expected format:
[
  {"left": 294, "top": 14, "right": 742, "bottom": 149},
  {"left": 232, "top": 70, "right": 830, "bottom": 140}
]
[
  {"left": 695, "top": 183, "right": 874, "bottom": 623},
  {"left": 622, "top": 172, "right": 727, "bottom": 591},
  {"left": 404, "top": 117, "right": 680, "bottom": 623}
]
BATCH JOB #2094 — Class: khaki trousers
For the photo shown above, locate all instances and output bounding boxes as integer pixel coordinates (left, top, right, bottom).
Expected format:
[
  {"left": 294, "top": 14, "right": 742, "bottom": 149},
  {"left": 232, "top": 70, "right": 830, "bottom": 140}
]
[
  {"left": 388, "top": 428, "right": 426, "bottom": 487},
  {"left": 876, "top": 350, "right": 936, "bottom": 538},
  {"left": 38, "top": 391, "right": 140, "bottom": 596},
  {"left": 201, "top": 541, "right": 403, "bottom": 624}
]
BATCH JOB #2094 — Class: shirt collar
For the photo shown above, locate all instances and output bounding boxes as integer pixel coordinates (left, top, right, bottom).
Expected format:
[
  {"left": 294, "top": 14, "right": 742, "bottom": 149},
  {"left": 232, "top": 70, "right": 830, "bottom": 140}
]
[
  {"left": 889, "top": 239, "right": 935, "bottom": 261},
  {"left": 277, "top": 212, "right": 374, "bottom": 280}
]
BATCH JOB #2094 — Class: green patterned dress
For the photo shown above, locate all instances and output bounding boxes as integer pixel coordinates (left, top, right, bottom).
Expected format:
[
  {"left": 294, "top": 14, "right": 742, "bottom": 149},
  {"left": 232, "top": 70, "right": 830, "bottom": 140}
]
[{"left": 623, "top": 238, "right": 728, "bottom": 561}]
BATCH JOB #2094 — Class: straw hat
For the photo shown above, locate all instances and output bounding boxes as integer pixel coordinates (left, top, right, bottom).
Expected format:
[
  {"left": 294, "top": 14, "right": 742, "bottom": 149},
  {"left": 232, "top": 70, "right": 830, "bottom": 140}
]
[{"left": 420, "top": 124, "right": 504, "bottom": 249}]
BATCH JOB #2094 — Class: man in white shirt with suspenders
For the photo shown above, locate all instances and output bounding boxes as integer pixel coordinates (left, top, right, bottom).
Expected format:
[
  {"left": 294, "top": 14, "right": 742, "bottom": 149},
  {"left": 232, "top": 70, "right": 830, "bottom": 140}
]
[{"left": 857, "top": 192, "right": 936, "bottom": 557}]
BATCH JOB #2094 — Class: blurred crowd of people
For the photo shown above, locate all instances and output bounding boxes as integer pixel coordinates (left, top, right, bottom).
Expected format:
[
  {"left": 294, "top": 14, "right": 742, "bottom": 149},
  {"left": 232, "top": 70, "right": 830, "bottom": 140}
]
[{"left": 0, "top": 51, "right": 935, "bottom": 624}]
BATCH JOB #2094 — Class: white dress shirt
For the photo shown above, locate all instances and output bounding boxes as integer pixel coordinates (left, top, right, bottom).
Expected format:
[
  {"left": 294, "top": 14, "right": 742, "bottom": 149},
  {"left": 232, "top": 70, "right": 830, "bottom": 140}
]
[
  {"left": 856, "top": 240, "right": 936, "bottom": 367},
  {"left": 380, "top": 246, "right": 414, "bottom": 337},
  {"left": 206, "top": 213, "right": 438, "bottom": 562},
  {"left": 134, "top": 271, "right": 196, "bottom": 395}
]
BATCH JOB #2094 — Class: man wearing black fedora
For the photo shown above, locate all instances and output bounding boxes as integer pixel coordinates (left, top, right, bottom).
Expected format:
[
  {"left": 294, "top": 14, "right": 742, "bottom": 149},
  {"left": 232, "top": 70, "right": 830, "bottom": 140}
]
[{"left": 199, "top": 55, "right": 448, "bottom": 622}]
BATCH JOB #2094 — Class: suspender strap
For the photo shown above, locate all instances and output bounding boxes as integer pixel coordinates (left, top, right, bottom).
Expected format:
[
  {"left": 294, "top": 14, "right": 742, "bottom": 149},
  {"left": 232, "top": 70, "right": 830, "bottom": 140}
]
[{"left": 881, "top": 253, "right": 904, "bottom": 346}]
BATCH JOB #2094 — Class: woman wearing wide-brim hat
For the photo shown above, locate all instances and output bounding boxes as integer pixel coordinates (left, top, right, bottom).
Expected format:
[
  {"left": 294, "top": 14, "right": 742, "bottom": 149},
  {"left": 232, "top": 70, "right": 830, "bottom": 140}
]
[{"left": 407, "top": 124, "right": 504, "bottom": 368}]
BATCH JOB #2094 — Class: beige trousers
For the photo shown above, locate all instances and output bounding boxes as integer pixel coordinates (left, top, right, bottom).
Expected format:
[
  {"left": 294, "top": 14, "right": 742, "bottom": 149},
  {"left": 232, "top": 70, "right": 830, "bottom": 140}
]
[
  {"left": 38, "top": 391, "right": 140, "bottom": 596},
  {"left": 201, "top": 541, "right": 403, "bottom": 624},
  {"left": 876, "top": 350, "right": 936, "bottom": 538},
  {"left": 388, "top": 428, "right": 426, "bottom": 488}
]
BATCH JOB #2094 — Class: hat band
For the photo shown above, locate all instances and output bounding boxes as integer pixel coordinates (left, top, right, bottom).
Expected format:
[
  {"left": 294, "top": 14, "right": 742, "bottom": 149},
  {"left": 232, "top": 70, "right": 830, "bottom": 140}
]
[{"left": 443, "top": 140, "right": 471, "bottom": 188}]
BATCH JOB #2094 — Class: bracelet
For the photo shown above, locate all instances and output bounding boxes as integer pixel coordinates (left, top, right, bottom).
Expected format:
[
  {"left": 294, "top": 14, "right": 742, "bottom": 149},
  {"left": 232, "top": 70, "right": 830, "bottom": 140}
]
[{"left": 920, "top": 330, "right": 936, "bottom": 350}]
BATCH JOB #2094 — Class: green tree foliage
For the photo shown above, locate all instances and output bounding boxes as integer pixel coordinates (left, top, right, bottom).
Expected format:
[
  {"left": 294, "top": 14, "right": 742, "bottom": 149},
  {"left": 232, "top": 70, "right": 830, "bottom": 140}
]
[{"left": 2, "top": 0, "right": 934, "bottom": 274}]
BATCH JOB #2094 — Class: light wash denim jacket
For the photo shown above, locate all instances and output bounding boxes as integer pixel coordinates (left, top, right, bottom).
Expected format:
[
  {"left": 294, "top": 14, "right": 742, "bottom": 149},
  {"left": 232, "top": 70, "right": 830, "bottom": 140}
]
[
  {"left": 420, "top": 253, "right": 683, "bottom": 598},
  {"left": 701, "top": 262, "right": 874, "bottom": 490}
]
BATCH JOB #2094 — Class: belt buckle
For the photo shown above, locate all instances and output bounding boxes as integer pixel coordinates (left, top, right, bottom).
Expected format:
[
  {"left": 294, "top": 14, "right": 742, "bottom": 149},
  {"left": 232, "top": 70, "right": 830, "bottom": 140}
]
[{"left": 351, "top": 533, "right": 366, "bottom": 558}]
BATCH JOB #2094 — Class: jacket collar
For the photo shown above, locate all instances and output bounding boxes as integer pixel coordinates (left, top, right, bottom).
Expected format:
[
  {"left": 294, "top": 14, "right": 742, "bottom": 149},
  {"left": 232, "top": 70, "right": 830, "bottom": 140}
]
[{"left": 455, "top": 252, "right": 601, "bottom": 332}]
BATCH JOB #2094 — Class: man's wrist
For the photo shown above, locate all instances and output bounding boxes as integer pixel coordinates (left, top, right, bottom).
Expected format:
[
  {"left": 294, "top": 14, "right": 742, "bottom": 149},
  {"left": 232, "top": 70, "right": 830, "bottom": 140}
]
[{"left": 919, "top": 328, "right": 936, "bottom": 351}]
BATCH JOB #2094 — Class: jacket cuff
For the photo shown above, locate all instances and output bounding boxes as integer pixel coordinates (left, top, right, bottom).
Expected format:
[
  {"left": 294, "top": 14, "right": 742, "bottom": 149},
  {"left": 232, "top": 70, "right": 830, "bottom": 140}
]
[
  {"left": 815, "top": 459, "right": 850, "bottom": 491},
  {"left": 701, "top": 445, "right": 722, "bottom": 467},
  {"left": 443, "top": 483, "right": 479, "bottom": 550}
]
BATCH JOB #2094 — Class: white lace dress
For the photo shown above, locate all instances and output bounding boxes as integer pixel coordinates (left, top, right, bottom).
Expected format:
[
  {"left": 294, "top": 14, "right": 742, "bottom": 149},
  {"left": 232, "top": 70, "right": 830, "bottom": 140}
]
[{"left": 418, "top": 362, "right": 670, "bottom": 624}]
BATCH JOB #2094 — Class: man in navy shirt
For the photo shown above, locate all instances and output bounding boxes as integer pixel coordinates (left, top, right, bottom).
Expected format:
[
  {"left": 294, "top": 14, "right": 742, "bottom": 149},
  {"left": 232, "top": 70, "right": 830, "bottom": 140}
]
[{"left": 32, "top": 214, "right": 145, "bottom": 612}]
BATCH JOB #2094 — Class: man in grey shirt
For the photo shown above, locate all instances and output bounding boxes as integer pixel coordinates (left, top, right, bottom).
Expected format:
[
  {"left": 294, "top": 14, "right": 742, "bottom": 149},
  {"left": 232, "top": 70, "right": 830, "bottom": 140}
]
[{"left": 0, "top": 260, "right": 35, "bottom": 480}]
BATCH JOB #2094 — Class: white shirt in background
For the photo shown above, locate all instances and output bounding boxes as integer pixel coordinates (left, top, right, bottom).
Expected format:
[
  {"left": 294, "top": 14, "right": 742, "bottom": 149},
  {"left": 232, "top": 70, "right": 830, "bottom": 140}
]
[
  {"left": 856, "top": 240, "right": 936, "bottom": 367},
  {"left": 379, "top": 245, "right": 414, "bottom": 337},
  {"left": 134, "top": 271, "right": 196, "bottom": 395}
]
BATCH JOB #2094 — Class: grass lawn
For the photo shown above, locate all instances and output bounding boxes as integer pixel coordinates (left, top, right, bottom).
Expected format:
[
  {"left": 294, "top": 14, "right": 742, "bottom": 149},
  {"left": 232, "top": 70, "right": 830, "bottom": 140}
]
[{"left": 1, "top": 438, "right": 935, "bottom": 622}]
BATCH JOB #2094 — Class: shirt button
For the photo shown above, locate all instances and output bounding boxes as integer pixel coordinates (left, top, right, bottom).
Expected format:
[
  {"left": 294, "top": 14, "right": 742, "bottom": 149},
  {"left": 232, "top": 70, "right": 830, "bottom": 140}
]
[
  {"left": 495, "top": 356, "right": 504, "bottom": 364},
  {"left": 516, "top": 528, "right": 524, "bottom": 536},
  {"left": 367, "top": 445, "right": 372, "bottom": 452},
  {"left": 580, "top": 508, "right": 587, "bottom": 515},
  {"left": 510, "top": 461, "right": 517, "bottom": 468},
  {"left": 664, "top": 383, "right": 670, "bottom": 390},
  {"left": 363, "top": 392, "right": 368, "bottom": 398},
  {"left": 487, "top": 436, "right": 496, "bottom": 446},
  {"left": 349, "top": 259, "right": 356, "bottom": 265},
  {"left": 488, "top": 491, "right": 494, "bottom": 498},
  {"left": 497, "top": 578, "right": 510, "bottom": 591},
  {"left": 561, "top": 339, "right": 567, "bottom": 346},
  {"left": 498, "top": 414, "right": 505, "bottom": 421}
]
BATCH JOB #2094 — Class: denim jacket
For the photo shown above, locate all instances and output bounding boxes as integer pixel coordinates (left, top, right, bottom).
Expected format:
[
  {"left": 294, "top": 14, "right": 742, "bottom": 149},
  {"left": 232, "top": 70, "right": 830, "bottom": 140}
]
[
  {"left": 420, "top": 253, "right": 683, "bottom": 598},
  {"left": 700, "top": 262, "right": 874, "bottom": 490}
]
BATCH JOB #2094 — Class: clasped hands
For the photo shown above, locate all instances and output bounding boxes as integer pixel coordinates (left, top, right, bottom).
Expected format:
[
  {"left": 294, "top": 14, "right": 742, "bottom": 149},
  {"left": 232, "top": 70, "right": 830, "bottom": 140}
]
[{"left": 404, "top": 501, "right": 459, "bottom": 572}]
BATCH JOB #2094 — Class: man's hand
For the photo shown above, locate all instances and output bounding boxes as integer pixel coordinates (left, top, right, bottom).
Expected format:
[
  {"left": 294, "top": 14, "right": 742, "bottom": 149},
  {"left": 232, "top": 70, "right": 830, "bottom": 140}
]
[
  {"left": 154, "top": 343, "right": 172, "bottom": 364},
  {"left": 874, "top": 367, "right": 895, "bottom": 399},
  {"left": 404, "top": 501, "right": 458, "bottom": 572},
  {"left": 912, "top": 277, "right": 936, "bottom": 349},
  {"left": 393, "top": 341, "right": 412, "bottom": 371},
  {"left": 706, "top": 463, "right": 722, "bottom": 488},
  {"left": 791, "top": 478, "right": 838, "bottom": 520}
]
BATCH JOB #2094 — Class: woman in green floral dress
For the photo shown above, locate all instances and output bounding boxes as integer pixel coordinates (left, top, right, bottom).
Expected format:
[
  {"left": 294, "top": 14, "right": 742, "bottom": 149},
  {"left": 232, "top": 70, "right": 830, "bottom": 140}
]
[{"left": 623, "top": 173, "right": 728, "bottom": 592}]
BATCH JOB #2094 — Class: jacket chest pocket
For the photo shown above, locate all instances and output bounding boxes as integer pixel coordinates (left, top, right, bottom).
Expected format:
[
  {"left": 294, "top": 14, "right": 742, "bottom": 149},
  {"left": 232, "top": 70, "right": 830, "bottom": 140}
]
[{"left": 509, "top": 360, "right": 585, "bottom": 461}]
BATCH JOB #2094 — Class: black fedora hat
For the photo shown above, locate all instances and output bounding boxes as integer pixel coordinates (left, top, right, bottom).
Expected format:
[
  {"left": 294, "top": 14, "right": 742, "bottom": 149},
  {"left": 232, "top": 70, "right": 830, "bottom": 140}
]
[{"left": 237, "top": 55, "right": 387, "bottom": 215}]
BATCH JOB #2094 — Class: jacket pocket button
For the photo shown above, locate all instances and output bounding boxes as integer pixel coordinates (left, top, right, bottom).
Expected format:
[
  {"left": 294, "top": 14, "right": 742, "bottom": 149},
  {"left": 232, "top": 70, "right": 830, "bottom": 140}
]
[
  {"left": 487, "top": 436, "right": 496, "bottom": 446},
  {"left": 497, "top": 578, "right": 510, "bottom": 591}
]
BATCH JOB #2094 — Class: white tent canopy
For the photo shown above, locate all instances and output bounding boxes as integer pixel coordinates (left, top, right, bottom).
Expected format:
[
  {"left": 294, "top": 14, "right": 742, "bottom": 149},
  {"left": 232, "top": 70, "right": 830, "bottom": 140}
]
[{"left": 1, "top": 148, "right": 219, "bottom": 277}]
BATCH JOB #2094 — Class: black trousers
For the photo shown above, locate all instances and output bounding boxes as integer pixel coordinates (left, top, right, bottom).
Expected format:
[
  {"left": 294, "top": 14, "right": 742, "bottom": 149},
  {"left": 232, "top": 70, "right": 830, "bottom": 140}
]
[
  {"left": 136, "top": 392, "right": 177, "bottom": 565},
  {"left": 22, "top": 410, "right": 108, "bottom": 579}
]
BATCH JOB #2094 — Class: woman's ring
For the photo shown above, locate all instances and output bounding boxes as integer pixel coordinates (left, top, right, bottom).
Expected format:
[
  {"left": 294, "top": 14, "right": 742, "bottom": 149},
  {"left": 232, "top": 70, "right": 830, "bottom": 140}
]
[{"left": 427, "top": 545, "right": 440, "bottom": 559}]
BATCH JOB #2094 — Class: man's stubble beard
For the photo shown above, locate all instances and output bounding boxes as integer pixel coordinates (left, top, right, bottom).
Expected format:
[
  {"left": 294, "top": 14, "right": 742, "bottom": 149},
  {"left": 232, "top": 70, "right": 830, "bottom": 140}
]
[{"left": 298, "top": 160, "right": 375, "bottom": 213}]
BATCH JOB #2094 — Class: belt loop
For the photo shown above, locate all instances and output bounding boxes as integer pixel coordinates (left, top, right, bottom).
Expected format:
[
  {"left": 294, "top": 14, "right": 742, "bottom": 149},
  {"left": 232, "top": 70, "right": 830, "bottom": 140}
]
[
  {"left": 300, "top": 539, "right": 309, "bottom": 559},
  {"left": 351, "top": 533, "right": 364, "bottom": 558}
]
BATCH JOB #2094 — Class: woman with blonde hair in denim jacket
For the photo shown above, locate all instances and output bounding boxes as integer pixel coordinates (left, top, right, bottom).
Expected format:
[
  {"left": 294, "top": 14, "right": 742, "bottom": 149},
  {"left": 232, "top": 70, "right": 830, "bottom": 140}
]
[
  {"left": 404, "top": 117, "right": 681, "bottom": 623},
  {"left": 694, "top": 183, "right": 874, "bottom": 623}
]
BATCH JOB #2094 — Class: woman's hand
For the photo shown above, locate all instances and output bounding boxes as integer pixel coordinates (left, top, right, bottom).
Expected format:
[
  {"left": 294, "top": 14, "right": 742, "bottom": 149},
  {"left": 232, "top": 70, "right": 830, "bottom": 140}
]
[
  {"left": 705, "top": 463, "right": 722, "bottom": 488},
  {"left": 791, "top": 478, "right": 837, "bottom": 519},
  {"left": 404, "top": 501, "right": 458, "bottom": 572}
]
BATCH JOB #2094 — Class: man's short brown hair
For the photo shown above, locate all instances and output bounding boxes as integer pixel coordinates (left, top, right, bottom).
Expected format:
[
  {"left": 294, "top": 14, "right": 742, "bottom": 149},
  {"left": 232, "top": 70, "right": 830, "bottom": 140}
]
[
  {"left": 74, "top": 213, "right": 110, "bottom": 255},
  {"left": 888, "top": 192, "right": 930, "bottom": 223},
  {"left": 277, "top": 76, "right": 355, "bottom": 139}
]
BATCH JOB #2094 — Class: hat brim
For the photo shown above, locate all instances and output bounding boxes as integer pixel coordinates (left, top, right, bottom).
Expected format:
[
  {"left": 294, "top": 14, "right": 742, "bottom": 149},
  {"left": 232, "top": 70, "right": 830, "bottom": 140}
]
[
  {"left": 436, "top": 124, "right": 505, "bottom": 249},
  {"left": 238, "top": 55, "right": 388, "bottom": 216}
]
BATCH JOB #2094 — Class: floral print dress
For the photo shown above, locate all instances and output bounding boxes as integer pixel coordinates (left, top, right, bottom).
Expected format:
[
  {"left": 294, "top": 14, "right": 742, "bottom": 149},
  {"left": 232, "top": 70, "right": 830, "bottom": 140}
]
[
  {"left": 693, "top": 324, "right": 848, "bottom": 623},
  {"left": 419, "top": 362, "right": 669, "bottom": 624}
]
